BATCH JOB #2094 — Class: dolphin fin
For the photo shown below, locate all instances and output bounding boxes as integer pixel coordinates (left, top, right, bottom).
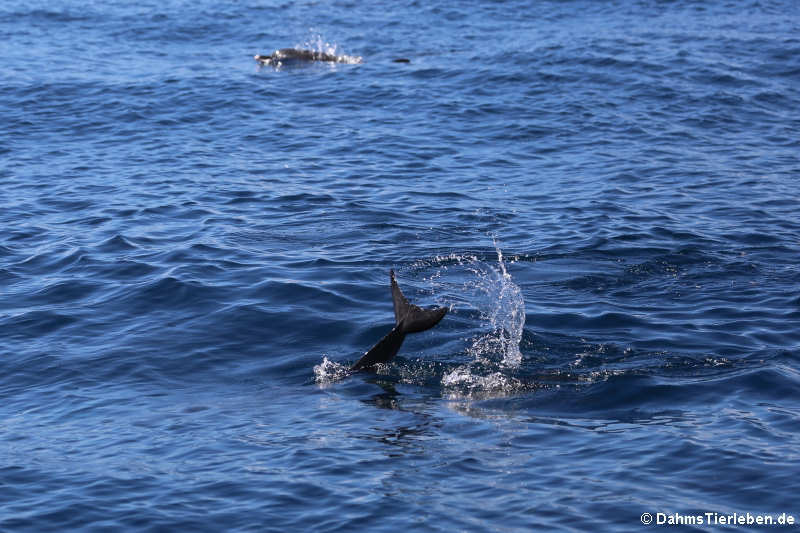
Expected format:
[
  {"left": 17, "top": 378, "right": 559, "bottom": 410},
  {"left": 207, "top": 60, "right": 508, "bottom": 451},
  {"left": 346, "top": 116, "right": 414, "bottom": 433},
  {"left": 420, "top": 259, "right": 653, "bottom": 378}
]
[{"left": 351, "top": 270, "right": 448, "bottom": 371}]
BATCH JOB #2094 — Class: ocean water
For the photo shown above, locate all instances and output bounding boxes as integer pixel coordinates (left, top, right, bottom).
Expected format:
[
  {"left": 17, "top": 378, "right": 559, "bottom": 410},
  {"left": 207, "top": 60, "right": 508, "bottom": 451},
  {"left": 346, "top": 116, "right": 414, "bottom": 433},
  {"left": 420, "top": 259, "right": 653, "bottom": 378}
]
[{"left": 2, "top": 0, "right": 800, "bottom": 530}]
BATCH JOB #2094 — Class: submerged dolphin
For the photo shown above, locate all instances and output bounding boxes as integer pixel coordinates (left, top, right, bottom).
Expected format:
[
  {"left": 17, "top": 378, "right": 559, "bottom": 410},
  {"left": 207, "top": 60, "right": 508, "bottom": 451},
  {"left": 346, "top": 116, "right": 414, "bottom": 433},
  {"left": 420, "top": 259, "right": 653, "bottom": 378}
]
[
  {"left": 351, "top": 270, "right": 448, "bottom": 371},
  {"left": 254, "top": 48, "right": 363, "bottom": 66}
]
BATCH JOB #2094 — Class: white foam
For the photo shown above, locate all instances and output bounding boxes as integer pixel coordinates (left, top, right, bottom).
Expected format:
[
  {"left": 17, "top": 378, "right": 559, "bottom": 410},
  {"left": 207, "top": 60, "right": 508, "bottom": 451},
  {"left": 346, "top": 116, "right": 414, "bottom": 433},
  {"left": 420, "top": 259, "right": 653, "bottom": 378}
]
[{"left": 313, "top": 356, "right": 349, "bottom": 385}]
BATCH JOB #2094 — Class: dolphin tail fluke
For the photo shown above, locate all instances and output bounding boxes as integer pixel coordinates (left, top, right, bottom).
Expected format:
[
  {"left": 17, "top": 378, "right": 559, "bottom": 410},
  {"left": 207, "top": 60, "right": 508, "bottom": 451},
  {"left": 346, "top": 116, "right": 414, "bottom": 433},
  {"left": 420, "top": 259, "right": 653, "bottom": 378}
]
[
  {"left": 351, "top": 270, "right": 448, "bottom": 371},
  {"left": 391, "top": 269, "right": 448, "bottom": 333}
]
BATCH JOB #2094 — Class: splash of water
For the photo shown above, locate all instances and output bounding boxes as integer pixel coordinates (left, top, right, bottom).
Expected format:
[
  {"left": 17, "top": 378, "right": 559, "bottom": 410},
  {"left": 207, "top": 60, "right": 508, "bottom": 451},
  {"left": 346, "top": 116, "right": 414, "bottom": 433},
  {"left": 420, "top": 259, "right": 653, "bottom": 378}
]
[
  {"left": 437, "top": 241, "right": 526, "bottom": 393},
  {"left": 302, "top": 34, "right": 339, "bottom": 56},
  {"left": 313, "top": 356, "right": 349, "bottom": 385},
  {"left": 481, "top": 241, "right": 525, "bottom": 366},
  {"left": 299, "top": 34, "right": 363, "bottom": 64},
  {"left": 447, "top": 241, "right": 525, "bottom": 367}
]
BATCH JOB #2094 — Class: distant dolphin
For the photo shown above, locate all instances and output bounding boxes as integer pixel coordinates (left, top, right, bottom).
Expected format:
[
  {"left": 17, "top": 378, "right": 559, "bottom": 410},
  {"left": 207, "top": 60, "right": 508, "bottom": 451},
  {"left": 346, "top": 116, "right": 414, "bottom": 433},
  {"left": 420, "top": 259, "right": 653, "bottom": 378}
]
[
  {"left": 254, "top": 48, "right": 363, "bottom": 66},
  {"left": 351, "top": 270, "right": 448, "bottom": 371}
]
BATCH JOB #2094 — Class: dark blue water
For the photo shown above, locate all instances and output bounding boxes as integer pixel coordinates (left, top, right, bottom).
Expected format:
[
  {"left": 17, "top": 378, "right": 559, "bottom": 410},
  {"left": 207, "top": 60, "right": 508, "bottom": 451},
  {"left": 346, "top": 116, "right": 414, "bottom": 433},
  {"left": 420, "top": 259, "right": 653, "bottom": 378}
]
[{"left": 2, "top": 0, "right": 800, "bottom": 530}]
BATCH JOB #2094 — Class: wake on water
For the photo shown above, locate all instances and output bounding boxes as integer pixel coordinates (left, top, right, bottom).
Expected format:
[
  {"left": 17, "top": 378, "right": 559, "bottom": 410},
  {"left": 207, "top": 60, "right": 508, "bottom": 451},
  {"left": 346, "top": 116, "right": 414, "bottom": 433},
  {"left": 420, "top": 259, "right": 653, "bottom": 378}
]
[{"left": 314, "top": 242, "right": 527, "bottom": 396}]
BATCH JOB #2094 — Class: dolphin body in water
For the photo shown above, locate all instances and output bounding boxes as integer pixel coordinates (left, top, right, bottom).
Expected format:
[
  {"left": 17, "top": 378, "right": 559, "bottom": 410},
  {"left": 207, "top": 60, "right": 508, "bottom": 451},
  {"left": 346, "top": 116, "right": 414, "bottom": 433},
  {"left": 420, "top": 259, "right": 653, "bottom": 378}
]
[
  {"left": 254, "top": 48, "right": 363, "bottom": 66},
  {"left": 351, "top": 270, "right": 448, "bottom": 371},
  {"left": 254, "top": 49, "right": 409, "bottom": 66}
]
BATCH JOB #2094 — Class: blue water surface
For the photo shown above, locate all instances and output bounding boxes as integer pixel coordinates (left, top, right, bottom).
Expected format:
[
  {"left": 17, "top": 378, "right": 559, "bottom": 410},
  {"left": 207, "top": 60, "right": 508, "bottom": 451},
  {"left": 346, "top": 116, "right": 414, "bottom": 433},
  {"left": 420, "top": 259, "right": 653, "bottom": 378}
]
[{"left": 2, "top": 0, "right": 800, "bottom": 531}]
